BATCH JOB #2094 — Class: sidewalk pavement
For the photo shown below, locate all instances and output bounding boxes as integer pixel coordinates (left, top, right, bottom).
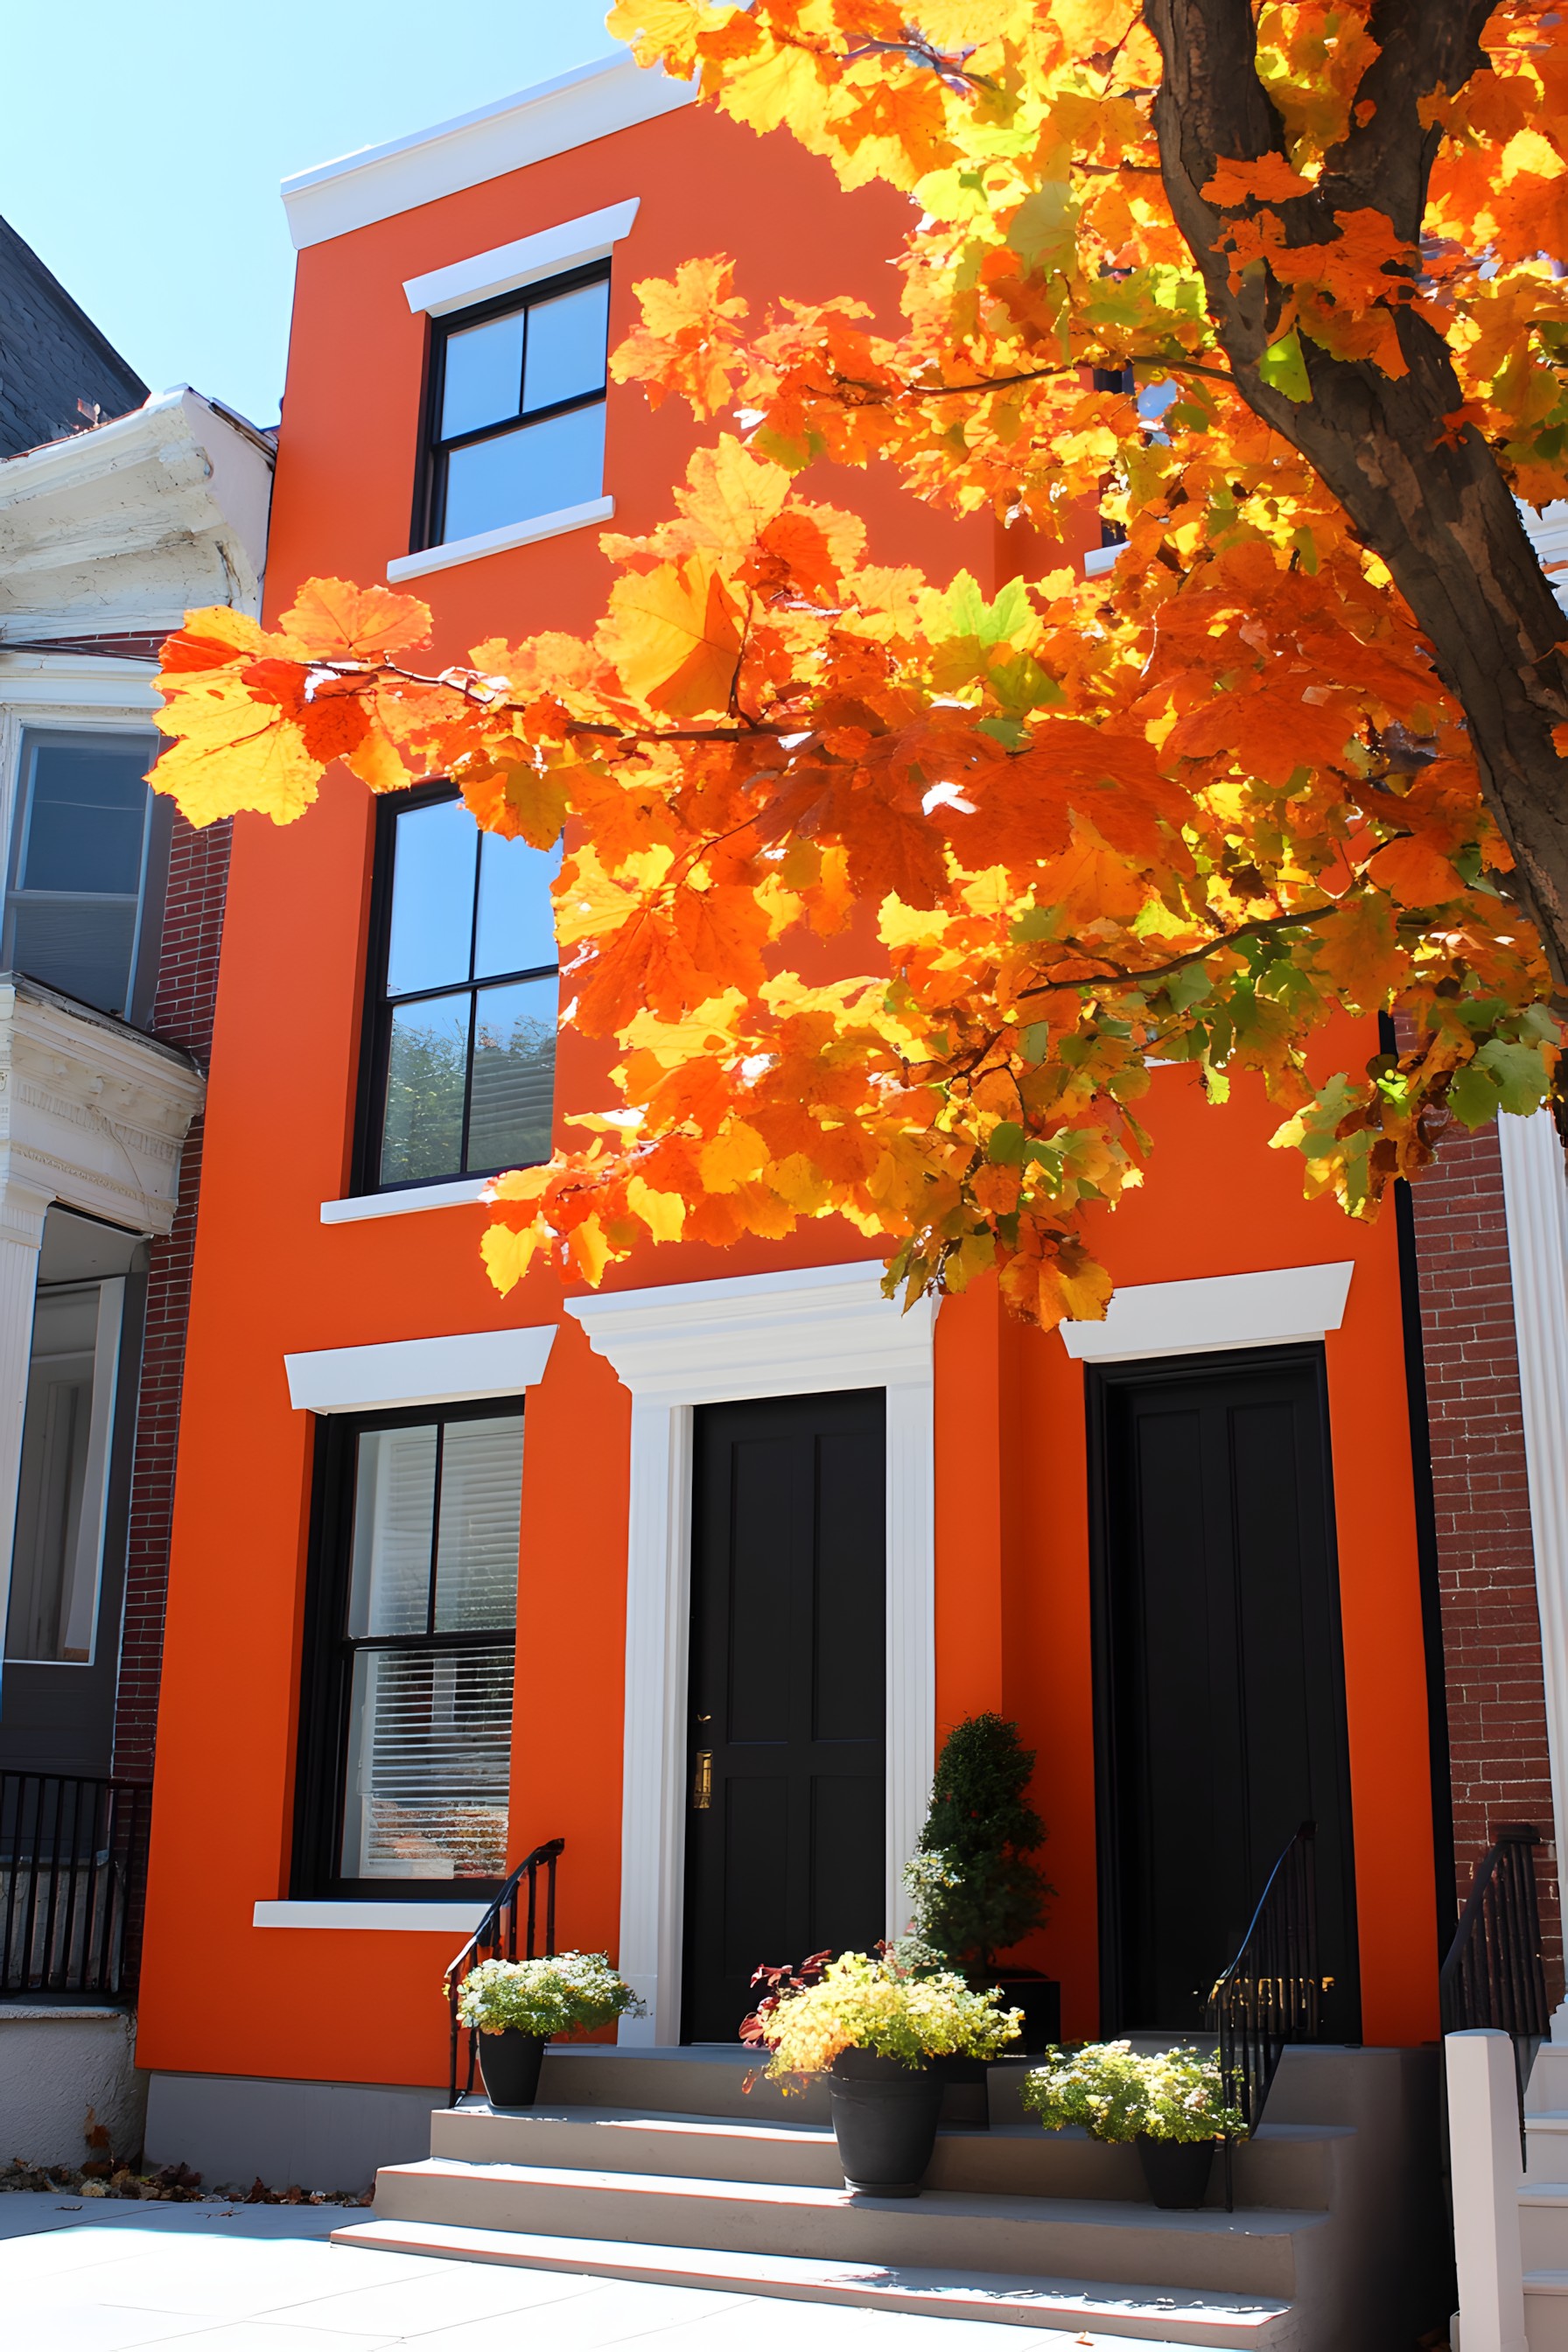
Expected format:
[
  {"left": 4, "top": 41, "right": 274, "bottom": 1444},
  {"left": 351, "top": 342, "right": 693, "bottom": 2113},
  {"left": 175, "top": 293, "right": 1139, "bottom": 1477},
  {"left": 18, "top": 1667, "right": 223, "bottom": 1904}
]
[{"left": 0, "top": 2193, "right": 1103, "bottom": 2349}]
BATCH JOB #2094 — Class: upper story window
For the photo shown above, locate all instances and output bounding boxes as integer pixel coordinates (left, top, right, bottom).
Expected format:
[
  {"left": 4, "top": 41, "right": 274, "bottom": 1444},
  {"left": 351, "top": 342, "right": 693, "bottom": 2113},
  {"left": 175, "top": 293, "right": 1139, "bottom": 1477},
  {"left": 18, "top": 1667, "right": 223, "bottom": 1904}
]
[
  {"left": 423, "top": 264, "right": 610, "bottom": 549},
  {"left": 360, "top": 785, "right": 560, "bottom": 1193},
  {"left": 4, "top": 728, "right": 172, "bottom": 1025}
]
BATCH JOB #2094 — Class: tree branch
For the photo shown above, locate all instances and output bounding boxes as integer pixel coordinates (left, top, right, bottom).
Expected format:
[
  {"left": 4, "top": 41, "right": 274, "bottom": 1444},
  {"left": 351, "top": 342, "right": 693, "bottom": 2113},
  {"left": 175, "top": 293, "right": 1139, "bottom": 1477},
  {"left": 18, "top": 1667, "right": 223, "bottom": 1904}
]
[{"left": 1017, "top": 901, "right": 1344, "bottom": 996}]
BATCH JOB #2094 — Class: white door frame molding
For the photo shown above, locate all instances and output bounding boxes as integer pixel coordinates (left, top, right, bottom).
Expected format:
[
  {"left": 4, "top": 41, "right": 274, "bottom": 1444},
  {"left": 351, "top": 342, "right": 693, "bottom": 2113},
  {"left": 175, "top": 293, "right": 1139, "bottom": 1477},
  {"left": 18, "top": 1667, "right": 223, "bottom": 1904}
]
[
  {"left": 566, "top": 1260, "right": 939, "bottom": 2045},
  {"left": 1058, "top": 1259, "right": 1354, "bottom": 1363},
  {"left": 1498, "top": 1109, "right": 1568, "bottom": 2040}
]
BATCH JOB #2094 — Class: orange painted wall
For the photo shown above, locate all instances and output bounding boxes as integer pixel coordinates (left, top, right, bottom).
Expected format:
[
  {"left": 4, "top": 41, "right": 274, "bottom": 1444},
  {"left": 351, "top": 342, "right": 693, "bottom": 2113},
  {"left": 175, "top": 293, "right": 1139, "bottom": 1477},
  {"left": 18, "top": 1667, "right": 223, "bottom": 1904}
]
[{"left": 137, "top": 93, "right": 1438, "bottom": 2089}]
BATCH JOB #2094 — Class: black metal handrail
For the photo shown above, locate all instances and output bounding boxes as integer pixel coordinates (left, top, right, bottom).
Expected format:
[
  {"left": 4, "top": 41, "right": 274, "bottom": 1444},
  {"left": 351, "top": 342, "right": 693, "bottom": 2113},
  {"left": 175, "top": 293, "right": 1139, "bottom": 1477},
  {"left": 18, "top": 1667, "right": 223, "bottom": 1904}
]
[
  {"left": 444, "top": 1837, "right": 564, "bottom": 2107},
  {"left": 1208, "top": 1822, "right": 1320, "bottom": 2212},
  {"left": 1439, "top": 1822, "right": 1549, "bottom": 2142},
  {"left": 0, "top": 1773, "right": 151, "bottom": 2002}
]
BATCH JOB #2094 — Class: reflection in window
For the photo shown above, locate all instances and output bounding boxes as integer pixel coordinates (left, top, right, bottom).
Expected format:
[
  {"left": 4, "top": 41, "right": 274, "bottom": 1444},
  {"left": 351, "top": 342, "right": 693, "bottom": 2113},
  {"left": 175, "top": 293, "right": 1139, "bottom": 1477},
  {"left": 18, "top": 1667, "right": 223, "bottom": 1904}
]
[
  {"left": 4, "top": 1282, "right": 122, "bottom": 1664},
  {"left": 368, "top": 789, "right": 559, "bottom": 1191},
  {"left": 3, "top": 731, "right": 171, "bottom": 1021},
  {"left": 337, "top": 1410, "right": 523, "bottom": 1882},
  {"left": 426, "top": 270, "right": 610, "bottom": 547}
]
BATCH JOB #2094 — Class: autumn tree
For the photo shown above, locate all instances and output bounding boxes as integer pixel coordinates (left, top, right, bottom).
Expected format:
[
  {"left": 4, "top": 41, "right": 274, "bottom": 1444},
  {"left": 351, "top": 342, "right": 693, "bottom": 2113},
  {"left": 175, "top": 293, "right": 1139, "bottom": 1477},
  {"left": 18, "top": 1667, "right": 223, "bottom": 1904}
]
[{"left": 150, "top": 1, "right": 1568, "bottom": 1326}]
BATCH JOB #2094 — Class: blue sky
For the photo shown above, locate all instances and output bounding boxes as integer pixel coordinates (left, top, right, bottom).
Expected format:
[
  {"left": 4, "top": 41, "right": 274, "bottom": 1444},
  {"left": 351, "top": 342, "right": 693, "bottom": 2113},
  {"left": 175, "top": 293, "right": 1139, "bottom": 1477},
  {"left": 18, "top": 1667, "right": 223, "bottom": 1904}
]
[{"left": 1, "top": 3, "right": 622, "bottom": 429}]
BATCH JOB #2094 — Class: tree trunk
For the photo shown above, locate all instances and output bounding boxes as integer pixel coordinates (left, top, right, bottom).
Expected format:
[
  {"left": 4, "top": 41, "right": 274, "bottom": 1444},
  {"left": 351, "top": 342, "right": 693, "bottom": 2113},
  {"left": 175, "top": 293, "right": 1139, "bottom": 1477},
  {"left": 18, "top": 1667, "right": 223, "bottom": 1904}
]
[{"left": 1144, "top": 0, "right": 1568, "bottom": 999}]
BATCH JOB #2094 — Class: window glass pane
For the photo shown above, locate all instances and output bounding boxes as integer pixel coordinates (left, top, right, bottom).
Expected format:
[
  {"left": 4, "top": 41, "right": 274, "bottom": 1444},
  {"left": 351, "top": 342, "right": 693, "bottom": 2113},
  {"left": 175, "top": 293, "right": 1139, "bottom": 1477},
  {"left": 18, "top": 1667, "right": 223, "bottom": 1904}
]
[
  {"left": 441, "top": 403, "right": 606, "bottom": 544},
  {"left": 346, "top": 1424, "right": 437, "bottom": 1638},
  {"left": 434, "top": 1416, "right": 524, "bottom": 1631},
  {"left": 381, "top": 993, "right": 469, "bottom": 1184},
  {"left": 18, "top": 738, "right": 150, "bottom": 894},
  {"left": 440, "top": 309, "right": 525, "bottom": 440},
  {"left": 466, "top": 976, "right": 557, "bottom": 1172},
  {"left": 385, "top": 798, "right": 478, "bottom": 997},
  {"left": 474, "top": 831, "right": 560, "bottom": 979},
  {"left": 6, "top": 898, "right": 138, "bottom": 1018},
  {"left": 340, "top": 1643, "right": 513, "bottom": 1880},
  {"left": 4, "top": 1288, "right": 102, "bottom": 1664},
  {"left": 522, "top": 280, "right": 610, "bottom": 414}
]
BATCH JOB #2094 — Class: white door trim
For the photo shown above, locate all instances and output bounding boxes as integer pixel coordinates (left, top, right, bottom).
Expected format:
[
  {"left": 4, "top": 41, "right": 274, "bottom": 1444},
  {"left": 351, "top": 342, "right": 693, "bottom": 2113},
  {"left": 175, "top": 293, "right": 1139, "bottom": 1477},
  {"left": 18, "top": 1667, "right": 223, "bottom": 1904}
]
[
  {"left": 566, "top": 1260, "right": 938, "bottom": 2045},
  {"left": 1497, "top": 1109, "right": 1568, "bottom": 2040},
  {"left": 1058, "top": 1259, "right": 1354, "bottom": 1363}
]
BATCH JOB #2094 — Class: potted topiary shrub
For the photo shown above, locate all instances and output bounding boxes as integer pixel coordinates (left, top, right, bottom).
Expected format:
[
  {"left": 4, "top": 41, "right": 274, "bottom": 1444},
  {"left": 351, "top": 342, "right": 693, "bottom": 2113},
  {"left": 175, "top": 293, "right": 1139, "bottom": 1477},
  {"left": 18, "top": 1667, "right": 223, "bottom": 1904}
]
[
  {"left": 742, "top": 1946, "right": 1020, "bottom": 2195},
  {"left": 904, "top": 1712, "right": 1058, "bottom": 2053},
  {"left": 1021, "top": 2040, "right": 1247, "bottom": 2208},
  {"left": 454, "top": 1952, "right": 643, "bottom": 2108}
]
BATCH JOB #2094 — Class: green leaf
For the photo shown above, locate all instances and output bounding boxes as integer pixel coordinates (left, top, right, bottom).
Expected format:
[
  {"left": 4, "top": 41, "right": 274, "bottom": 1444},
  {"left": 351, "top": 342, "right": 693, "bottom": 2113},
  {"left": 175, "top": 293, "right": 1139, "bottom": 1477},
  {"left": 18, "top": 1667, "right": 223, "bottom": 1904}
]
[
  {"left": 1011, "top": 903, "right": 1062, "bottom": 943},
  {"left": 1020, "top": 1021, "right": 1054, "bottom": 1063},
  {"left": 1447, "top": 1061, "right": 1501, "bottom": 1129},
  {"left": 1258, "top": 326, "right": 1311, "bottom": 402},
  {"left": 1476, "top": 1039, "right": 1551, "bottom": 1117},
  {"left": 988, "top": 1121, "right": 1028, "bottom": 1164},
  {"left": 1007, "top": 182, "right": 1079, "bottom": 276},
  {"left": 1163, "top": 962, "right": 1213, "bottom": 1014}
]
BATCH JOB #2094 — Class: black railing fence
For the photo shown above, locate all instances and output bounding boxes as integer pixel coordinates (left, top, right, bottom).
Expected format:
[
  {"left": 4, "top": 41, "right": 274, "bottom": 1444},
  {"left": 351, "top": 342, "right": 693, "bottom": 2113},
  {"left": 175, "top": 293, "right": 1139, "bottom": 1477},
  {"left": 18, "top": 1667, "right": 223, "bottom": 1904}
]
[
  {"left": 1439, "top": 1822, "right": 1549, "bottom": 2144},
  {"left": 0, "top": 1774, "right": 150, "bottom": 2001},
  {"left": 444, "top": 1836, "right": 564, "bottom": 2107},
  {"left": 1208, "top": 1822, "right": 1321, "bottom": 2213}
]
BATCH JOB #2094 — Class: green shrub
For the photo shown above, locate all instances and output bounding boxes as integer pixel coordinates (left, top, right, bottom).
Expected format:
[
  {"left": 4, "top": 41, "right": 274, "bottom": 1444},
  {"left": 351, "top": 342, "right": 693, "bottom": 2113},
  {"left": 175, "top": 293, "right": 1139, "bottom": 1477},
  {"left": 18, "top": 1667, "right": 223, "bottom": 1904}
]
[
  {"left": 904, "top": 1712, "right": 1052, "bottom": 1968},
  {"left": 1021, "top": 2040, "right": 1247, "bottom": 2144},
  {"left": 454, "top": 1951, "right": 643, "bottom": 2039}
]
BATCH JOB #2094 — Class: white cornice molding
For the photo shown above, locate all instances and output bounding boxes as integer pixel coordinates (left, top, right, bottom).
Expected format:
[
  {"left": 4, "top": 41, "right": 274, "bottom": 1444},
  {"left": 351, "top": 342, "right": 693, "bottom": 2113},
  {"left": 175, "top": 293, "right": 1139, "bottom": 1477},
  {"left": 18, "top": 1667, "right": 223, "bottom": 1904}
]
[
  {"left": 282, "top": 53, "right": 696, "bottom": 249},
  {"left": 0, "top": 977, "right": 204, "bottom": 1240},
  {"left": 284, "top": 1323, "right": 556, "bottom": 1415},
  {"left": 566, "top": 1257, "right": 938, "bottom": 1404},
  {"left": 0, "top": 388, "right": 274, "bottom": 644},
  {"left": 404, "top": 200, "right": 640, "bottom": 317},
  {"left": 570, "top": 1258, "right": 937, "bottom": 2044},
  {"left": 1059, "top": 1260, "right": 1355, "bottom": 1363},
  {"left": 1498, "top": 1108, "right": 1568, "bottom": 2037}
]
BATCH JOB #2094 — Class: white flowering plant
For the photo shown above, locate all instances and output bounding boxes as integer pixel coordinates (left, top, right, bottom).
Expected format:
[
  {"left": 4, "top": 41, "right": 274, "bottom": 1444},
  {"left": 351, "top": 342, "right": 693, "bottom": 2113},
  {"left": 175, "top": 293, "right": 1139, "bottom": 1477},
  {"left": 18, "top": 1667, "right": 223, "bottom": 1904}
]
[
  {"left": 453, "top": 1952, "right": 644, "bottom": 2039},
  {"left": 1021, "top": 2041, "right": 1247, "bottom": 2145},
  {"left": 741, "top": 1945, "right": 1021, "bottom": 2089}
]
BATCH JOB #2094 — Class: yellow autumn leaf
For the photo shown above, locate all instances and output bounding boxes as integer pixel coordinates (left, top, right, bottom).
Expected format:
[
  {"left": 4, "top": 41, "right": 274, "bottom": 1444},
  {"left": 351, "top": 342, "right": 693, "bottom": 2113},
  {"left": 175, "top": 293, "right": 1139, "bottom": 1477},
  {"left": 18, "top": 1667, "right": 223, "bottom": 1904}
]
[
  {"left": 626, "top": 1174, "right": 687, "bottom": 1240},
  {"left": 600, "top": 556, "right": 744, "bottom": 718}
]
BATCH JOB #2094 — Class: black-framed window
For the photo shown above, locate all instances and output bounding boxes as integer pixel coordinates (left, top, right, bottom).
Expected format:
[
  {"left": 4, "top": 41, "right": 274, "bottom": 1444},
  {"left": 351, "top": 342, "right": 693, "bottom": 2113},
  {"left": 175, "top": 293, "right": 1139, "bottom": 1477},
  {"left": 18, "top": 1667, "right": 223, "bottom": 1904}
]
[
  {"left": 419, "top": 263, "right": 610, "bottom": 549},
  {"left": 4, "top": 728, "right": 172, "bottom": 1025},
  {"left": 358, "top": 783, "right": 560, "bottom": 1193},
  {"left": 294, "top": 1401, "right": 525, "bottom": 1897}
]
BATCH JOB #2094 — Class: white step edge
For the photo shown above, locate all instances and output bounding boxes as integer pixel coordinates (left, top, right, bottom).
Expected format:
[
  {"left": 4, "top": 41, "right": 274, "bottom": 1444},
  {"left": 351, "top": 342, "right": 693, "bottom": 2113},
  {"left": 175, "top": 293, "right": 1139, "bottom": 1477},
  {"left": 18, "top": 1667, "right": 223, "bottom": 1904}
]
[
  {"left": 1527, "top": 2271, "right": 1568, "bottom": 2293},
  {"left": 332, "top": 2216, "right": 1292, "bottom": 2344}
]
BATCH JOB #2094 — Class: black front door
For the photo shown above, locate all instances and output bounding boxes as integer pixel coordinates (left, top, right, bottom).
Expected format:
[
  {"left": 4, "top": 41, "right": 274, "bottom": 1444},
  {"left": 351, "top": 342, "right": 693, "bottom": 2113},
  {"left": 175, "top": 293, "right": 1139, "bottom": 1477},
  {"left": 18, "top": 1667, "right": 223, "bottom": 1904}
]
[
  {"left": 1093, "top": 1346, "right": 1359, "bottom": 2039},
  {"left": 682, "top": 1390, "right": 886, "bottom": 2042}
]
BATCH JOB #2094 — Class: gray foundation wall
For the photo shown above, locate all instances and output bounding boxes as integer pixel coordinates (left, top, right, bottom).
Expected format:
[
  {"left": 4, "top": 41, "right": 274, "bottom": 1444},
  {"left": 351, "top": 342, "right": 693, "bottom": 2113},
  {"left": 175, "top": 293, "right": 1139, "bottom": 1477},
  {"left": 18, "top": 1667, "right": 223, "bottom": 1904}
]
[{"left": 144, "top": 2070, "right": 444, "bottom": 2194}]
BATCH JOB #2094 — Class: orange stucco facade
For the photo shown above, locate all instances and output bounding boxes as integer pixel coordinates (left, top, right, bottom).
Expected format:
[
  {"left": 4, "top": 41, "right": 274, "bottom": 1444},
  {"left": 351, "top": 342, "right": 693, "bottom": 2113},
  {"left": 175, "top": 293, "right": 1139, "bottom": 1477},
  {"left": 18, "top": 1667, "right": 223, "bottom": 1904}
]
[{"left": 136, "top": 74, "right": 1440, "bottom": 2100}]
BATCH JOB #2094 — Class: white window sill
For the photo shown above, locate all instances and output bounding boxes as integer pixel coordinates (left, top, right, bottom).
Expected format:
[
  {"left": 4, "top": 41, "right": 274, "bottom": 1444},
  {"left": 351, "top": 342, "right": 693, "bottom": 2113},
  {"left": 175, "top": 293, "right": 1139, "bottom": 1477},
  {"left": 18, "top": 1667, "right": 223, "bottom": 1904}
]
[
  {"left": 253, "top": 1900, "right": 487, "bottom": 1933},
  {"left": 387, "top": 494, "right": 613, "bottom": 583},
  {"left": 321, "top": 1177, "right": 492, "bottom": 1225}
]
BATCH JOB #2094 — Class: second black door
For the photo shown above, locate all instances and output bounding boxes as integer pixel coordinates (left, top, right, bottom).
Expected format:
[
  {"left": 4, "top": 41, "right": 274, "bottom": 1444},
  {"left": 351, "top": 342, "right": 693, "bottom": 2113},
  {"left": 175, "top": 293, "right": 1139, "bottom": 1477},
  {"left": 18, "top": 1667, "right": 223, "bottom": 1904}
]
[
  {"left": 1094, "top": 1346, "right": 1359, "bottom": 2039},
  {"left": 682, "top": 1389, "right": 886, "bottom": 2042}
]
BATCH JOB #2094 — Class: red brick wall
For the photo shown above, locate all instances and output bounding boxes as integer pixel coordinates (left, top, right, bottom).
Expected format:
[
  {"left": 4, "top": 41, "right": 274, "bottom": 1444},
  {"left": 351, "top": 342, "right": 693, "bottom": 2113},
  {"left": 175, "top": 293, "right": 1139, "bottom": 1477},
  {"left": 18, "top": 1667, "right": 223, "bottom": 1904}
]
[
  {"left": 111, "top": 814, "right": 231, "bottom": 1779},
  {"left": 1407, "top": 1117, "right": 1563, "bottom": 1997}
]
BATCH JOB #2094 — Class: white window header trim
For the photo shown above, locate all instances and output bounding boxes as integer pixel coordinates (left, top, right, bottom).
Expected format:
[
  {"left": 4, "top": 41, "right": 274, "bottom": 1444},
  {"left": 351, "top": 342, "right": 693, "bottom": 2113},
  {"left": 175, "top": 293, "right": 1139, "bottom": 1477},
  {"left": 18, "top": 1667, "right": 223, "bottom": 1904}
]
[
  {"left": 404, "top": 199, "right": 640, "bottom": 318},
  {"left": 284, "top": 1324, "right": 556, "bottom": 1414},
  {"left": 1058, "top": 1260, "right": 1355, "bottom": 1364}
]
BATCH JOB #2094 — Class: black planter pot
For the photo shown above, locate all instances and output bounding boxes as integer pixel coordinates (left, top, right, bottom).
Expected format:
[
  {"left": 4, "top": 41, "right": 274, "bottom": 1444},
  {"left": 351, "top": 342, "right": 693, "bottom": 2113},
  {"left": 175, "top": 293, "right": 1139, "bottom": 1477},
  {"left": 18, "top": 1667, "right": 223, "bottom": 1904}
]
[
  {"left": 1136, "top": 2134, "right": 1215, "bottom": 2208},
  {"left": 934, "top": 2053, "right": 988, "bottom": 2130},
  {"left": 829, "top": 2049, "right": 946, "bottom": 2195},
  {"left": 477, "top": 2028, "right": 548, "bottom": 2108}
]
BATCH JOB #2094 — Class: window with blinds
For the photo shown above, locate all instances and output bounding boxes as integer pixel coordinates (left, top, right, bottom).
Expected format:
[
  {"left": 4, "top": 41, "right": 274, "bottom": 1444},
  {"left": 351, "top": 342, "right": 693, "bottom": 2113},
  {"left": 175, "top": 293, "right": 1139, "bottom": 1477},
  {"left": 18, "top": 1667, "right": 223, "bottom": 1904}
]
[{"left": 294, "top": 1402, "right": 525, "bottom": 1895}]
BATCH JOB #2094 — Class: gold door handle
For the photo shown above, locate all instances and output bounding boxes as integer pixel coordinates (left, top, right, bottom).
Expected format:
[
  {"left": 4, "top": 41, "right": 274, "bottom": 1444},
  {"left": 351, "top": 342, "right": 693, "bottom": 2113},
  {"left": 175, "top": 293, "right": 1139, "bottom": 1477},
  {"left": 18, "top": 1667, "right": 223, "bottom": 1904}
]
[{"left": 692, "top": 1751, "right": 712, "bottom": 1811}]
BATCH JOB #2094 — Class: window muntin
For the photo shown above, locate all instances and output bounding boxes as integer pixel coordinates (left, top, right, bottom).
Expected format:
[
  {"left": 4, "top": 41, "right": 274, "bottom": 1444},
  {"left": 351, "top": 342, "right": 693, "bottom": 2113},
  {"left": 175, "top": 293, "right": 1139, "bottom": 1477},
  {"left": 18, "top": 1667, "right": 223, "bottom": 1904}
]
[
  {"left": 366, "top": 788, "right": 560, "bottom": 1192},
  {"left": 426, "top": 270, "right": 610, "bottom": 548},
  {"left": 4, "top": 730, "right": 171, "bottom": 1022},
  {"left": 333, "top": 1407, "right": 524, "bottom": 1886}
]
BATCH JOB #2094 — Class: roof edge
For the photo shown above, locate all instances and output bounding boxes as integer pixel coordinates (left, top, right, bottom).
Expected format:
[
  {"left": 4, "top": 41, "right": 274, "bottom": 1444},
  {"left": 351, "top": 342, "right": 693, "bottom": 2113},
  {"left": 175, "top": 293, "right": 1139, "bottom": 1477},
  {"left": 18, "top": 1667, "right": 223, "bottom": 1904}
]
[{"left": 280, "top": 49, "right": 698, "bottom": 250}]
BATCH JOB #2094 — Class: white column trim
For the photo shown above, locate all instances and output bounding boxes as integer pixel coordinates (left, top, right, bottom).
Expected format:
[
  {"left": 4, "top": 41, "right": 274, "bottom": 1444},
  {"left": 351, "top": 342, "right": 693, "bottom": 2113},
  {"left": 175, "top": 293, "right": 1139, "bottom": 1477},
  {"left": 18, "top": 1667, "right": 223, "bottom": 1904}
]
[
  {"left": 567, "top": 1260, "right": 938, "bottom": 2045},
  {"left": 0, "top": 1185, "right": 52, "bottom": 1695},
  {"left": 1497, "top": 1108, "right": 1568, "bottom": 2040}
]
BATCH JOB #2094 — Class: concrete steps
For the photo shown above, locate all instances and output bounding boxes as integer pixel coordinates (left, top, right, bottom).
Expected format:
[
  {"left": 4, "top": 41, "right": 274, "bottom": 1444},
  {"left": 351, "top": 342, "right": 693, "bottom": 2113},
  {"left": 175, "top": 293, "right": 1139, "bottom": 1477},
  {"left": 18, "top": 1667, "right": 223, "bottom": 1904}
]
[
  {"left": 334, "top": 2211, "right": 1297, "bottom": 2344},
  {"left": 330, "top": 2042, "right": 1442, "bottom": 2350},
  {"left": 1516, "top": 2045, "right": 1568, "bottom": 2348}
]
